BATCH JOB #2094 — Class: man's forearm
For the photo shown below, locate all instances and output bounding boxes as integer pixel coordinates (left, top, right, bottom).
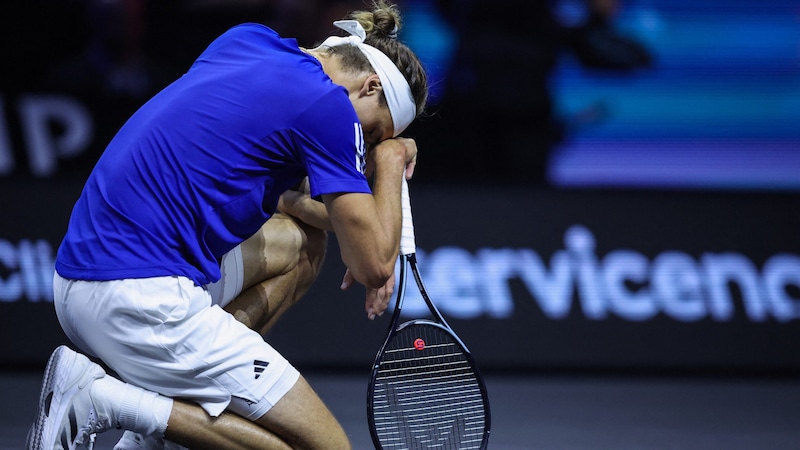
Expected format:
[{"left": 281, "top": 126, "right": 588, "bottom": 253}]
[{"left": 278, "top": 191, "right": 333, "bottom": 231}]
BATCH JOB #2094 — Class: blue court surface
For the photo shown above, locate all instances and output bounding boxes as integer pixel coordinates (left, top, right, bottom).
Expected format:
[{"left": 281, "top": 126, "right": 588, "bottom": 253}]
[{"left": 3, "top": 370, "right": 800, "bottom": 449}]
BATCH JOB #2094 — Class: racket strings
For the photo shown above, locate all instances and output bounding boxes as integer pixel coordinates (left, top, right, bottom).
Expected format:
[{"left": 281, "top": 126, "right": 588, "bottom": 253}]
[{"left": 370, "top": 324, "right": 487, "bottom": 449}]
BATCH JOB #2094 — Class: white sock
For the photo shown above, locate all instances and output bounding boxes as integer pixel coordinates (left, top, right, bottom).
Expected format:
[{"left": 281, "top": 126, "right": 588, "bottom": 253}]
[{"left": 91, "top": 376, "right": 174, "bottom": 438}]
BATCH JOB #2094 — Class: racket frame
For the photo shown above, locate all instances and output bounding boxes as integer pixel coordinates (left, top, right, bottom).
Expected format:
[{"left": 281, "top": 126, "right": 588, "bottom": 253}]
[{"left": 367, "top": 253, "right": 492, "bottom": 449}]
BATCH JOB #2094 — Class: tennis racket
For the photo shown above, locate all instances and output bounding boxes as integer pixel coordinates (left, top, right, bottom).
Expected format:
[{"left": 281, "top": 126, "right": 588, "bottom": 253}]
[{"left": 367, "top": 179, "right": 491, "bottom": 449}]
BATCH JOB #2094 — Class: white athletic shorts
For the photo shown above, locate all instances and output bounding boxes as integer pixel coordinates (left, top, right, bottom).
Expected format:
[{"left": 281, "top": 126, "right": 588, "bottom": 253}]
[{"left": 53, "top": 250, "right": 299, "bottom": 419}]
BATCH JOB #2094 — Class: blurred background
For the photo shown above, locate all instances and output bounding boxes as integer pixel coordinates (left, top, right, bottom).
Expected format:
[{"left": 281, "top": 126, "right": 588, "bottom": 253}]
[{"left": 1, "top": 0, "right": 799, "bottom": 448}]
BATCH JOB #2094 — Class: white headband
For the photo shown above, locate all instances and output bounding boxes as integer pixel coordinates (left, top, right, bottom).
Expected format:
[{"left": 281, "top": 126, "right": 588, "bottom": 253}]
[{"left": 313, "top": 20, "right": 415, "bottom": 137}]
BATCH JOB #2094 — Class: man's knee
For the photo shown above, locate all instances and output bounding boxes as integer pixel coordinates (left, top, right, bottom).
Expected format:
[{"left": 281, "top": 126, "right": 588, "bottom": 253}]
[
  {"left": 259, "top": 214, "right": 328, "bottom": 292},
  {"left": 241, "top": 214, "right": 327, "bottom": 282}
]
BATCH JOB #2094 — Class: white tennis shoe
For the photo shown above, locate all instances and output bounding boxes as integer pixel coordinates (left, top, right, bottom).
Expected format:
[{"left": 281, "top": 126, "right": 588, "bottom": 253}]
[{"left": 26, "top": 345, "right": 114, "bottom": 450}]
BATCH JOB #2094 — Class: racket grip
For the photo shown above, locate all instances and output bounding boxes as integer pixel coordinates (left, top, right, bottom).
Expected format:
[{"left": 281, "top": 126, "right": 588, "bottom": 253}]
[{"left": 400, "top": 176, "right": 416, "bottom": 255}]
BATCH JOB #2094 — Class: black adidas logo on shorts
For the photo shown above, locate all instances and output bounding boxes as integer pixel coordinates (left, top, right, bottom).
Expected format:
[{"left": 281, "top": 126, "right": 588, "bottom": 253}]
[{"left": 253, "top": 360, "right": 269, "bottom": 379}]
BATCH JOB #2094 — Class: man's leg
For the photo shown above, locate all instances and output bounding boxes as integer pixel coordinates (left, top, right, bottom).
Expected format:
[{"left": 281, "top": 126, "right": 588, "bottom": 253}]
[
  {"left": 30, "top": 345, "right": 349, "bottom": 450},
  {"left": 224, "top": 212, "right": 328, "bottom": 335},
  {"left": 165, "top": 376, "right": 349, "bottom": 450},
  {"left": 163, "top": 401, "right": 293, "bottom": 449}
]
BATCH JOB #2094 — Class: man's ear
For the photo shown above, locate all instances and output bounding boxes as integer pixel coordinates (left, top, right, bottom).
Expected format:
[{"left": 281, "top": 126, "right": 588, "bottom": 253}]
[{"left": 359, "top": 74, "right": 383, "bottom": 98}]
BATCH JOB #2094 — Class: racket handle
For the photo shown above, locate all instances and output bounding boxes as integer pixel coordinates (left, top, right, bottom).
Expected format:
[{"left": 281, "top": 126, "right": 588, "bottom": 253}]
[{"left": 400, "top": 176, "right": 416, "bottom": 255}]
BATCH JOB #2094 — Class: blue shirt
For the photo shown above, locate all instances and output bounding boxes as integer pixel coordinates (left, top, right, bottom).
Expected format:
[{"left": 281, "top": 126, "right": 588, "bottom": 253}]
[{"left": 56, "top": 23, "right": 370, "bottom": 286}]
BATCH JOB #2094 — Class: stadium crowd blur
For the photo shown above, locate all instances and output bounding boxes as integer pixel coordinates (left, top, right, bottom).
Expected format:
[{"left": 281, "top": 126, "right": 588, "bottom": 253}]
[{"left": 1, "top": 0, "right": 651, "bottom": 185}]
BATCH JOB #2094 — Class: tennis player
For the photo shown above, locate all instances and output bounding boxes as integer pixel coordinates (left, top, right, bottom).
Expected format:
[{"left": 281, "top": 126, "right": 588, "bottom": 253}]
[{"left": 27, "top": 1, "right": 428, "bottom": 449}]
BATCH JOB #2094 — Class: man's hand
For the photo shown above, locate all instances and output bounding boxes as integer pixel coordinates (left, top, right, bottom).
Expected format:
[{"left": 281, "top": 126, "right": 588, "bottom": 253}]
[
  {"left": 366, "top": 137, "right": 417, "bottom": 180},
  {"left": 340, "top": 268, "right": 395, "bottom": 320}
]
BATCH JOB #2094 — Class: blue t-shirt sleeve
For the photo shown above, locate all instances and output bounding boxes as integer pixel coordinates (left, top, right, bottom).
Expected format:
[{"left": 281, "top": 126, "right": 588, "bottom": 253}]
[{"left": 294, "top": 90, "right": 371, "bottom": 197}]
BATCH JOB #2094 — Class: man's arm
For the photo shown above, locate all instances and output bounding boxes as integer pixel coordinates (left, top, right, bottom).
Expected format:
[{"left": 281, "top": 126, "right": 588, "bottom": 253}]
[
  {"left": 322, "top": 138, "right": 415, "bottom": 289},
  {"left": 278, "top": 180, "right": 333, "bottom": 231}
]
